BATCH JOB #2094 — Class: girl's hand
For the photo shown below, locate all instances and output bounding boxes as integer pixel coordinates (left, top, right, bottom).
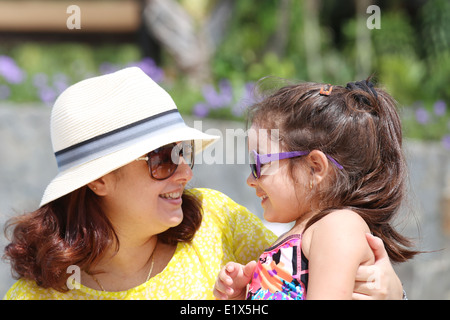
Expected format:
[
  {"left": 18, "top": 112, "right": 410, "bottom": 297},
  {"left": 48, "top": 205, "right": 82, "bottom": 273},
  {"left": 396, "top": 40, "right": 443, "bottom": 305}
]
[
  {"left": 213, "top": 261, "right": 257, "bottom": 300},
  {"left": 353, "top": 233, "right": 404, "bottom": 300}
]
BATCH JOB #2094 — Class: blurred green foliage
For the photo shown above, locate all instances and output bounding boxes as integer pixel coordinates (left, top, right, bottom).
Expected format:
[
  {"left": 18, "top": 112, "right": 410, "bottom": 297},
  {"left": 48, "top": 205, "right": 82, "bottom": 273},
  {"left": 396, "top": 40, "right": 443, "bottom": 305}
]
[
  {"left": 0, "top": 42, "right": 141, "bottom": 102},
  {"left": 209, "top": 0, "right": 449, "bottom": 146},
  {"left": 0, "top": 0, "right": 448, "bottom": 146}
]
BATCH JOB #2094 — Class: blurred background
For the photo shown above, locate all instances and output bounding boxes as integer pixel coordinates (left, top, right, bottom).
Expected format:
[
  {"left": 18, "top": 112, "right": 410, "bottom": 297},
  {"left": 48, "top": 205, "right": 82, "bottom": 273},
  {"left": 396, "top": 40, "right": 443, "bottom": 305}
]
[{"left": 0, "top": 0, "right": 449, "bottom": 299}]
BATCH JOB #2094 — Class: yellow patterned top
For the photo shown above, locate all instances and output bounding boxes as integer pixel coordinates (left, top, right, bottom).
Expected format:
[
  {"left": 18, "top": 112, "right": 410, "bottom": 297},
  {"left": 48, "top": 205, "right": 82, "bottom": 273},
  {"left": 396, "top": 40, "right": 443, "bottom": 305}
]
[{"left": 4, "top": 188, "right": 276, "bottom": 300}]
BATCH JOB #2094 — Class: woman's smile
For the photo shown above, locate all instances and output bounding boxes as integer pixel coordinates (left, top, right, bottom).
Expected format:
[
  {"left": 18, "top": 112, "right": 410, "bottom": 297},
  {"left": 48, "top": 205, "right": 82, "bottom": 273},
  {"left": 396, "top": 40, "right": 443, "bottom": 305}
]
[{"left": 159, "top": 191, "right": 183, "bottom": 206}]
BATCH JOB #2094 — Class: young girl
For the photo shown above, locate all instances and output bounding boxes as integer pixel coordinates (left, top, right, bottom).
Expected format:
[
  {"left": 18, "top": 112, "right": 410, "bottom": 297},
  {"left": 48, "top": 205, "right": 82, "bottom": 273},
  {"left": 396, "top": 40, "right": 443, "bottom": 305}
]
[{"left": 213, "top": 79, "right": 418, "bottom": 300}]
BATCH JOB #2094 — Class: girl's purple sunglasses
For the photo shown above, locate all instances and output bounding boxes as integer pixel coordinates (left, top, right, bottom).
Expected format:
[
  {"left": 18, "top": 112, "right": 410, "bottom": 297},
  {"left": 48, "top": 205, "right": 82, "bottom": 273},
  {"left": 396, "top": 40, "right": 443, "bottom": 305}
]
[{"left": 249, "top": 150, "right": 343, "bottom": 179}]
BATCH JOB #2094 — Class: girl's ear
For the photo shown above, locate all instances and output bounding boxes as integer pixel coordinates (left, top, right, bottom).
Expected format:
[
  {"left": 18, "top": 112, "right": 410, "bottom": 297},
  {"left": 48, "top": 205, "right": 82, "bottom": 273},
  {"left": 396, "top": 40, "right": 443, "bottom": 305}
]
[{"left": 307, "top": 150, "right": 330, "bottom": 186}]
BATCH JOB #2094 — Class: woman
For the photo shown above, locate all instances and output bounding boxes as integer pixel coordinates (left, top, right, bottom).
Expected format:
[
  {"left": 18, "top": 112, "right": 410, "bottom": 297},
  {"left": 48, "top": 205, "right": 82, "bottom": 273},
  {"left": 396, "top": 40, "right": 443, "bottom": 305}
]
[{"left": 3, "top": 67, "right": 403, "bottom": 299}]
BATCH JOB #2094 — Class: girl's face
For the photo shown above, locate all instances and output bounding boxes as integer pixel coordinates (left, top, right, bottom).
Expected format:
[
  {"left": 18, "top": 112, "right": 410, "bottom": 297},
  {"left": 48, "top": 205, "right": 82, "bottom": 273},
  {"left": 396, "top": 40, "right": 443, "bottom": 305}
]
[
  {"left": 98, "top": 151, "right": 193, "bottom": 240},
  {"left": 246, "top": 125, "right": 311, "bottom": 224}
]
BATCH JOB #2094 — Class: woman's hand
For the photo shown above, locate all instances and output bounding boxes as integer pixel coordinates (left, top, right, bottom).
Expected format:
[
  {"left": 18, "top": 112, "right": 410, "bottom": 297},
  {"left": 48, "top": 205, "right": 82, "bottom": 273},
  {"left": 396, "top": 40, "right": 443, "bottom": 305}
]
[
  {"left": 213, "top": 261, "right": 257, "bottom": 300},
  {"left": 353, "top": 233, "right": 404, "bottom": 300}
]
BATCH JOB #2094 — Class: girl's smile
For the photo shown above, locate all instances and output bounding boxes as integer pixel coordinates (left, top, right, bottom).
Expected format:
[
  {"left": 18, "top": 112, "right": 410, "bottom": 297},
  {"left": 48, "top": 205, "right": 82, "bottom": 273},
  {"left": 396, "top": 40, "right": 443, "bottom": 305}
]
[{"left": 247, "top": 125, "right": 310, "bottom": 225}]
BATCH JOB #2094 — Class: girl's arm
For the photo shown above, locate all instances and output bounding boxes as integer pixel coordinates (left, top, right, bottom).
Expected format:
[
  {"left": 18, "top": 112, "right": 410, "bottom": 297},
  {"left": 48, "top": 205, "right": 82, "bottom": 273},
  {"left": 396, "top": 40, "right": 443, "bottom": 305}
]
[
  {"left": 213, "top": 261, "right": 257, "bottom": 300},
  {"left": 304, "top": 210, "right": 375, "bottom": 300}
]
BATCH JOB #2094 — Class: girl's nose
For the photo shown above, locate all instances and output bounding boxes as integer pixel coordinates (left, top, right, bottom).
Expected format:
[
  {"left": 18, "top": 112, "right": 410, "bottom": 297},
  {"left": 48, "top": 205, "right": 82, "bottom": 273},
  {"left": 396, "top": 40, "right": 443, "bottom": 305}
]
[{"left": 246, "top": 172, "right": 257, "bottom": 188}]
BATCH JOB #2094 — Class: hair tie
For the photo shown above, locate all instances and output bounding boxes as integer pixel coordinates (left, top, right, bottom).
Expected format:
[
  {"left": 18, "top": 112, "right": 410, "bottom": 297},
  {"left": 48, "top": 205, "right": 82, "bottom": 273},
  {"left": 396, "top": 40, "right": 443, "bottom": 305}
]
[
  {"left": 319, "top": 84, "right": 333, "bottom": 96},
  {"left": 345, "top": 80, "right": 378, "bottom": 99}
]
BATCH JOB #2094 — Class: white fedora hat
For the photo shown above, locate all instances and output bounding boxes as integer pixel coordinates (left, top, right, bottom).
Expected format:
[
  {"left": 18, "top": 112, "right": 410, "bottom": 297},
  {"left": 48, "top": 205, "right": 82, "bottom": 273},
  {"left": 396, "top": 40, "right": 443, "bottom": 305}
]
[{"left": 40, "top": 67, "right": 219, "bottom": 207}]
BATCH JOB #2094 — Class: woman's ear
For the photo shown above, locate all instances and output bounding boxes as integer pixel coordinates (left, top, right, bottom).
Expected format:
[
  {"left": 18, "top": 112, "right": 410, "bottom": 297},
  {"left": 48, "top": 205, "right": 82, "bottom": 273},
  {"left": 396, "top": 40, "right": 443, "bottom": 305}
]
[
  {"left": 87, "top": 176, "right": 108, "bottom": 196},
  {"left": 307, "top": 150, "right": 330, "bottom": 186}
]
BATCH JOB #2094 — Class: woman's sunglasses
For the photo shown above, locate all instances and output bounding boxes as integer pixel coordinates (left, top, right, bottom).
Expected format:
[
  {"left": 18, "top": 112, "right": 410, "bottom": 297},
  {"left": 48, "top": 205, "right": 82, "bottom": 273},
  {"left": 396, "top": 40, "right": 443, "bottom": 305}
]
[
  {"left": 136, "top": 140, "right": 194, "bottom": 180},
  {"left": 249, "top": 149, "right": 343, "bottom": 179}
]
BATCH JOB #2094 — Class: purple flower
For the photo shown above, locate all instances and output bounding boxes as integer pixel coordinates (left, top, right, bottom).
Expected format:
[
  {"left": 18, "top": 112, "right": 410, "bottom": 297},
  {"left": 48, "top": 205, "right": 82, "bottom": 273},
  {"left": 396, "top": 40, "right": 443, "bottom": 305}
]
[
  {"left": 129, "top": 58, "right": 164, "bottom": 83},
  {"left": 218, "top": 79, "right": 233, "bottom": 103},
  {"left": 443, "top": 135, "right": 450, "bottom": 150},
  {"left": 231, "top": 103, "right": 245, "bottom": 117},
  {"left": 192, "top": 102, "right": 210, "bottom": 118},
  {"left": 232, "top": 82, "right": 255, "bottom": 117},
  {"left": 53, "top": 73, "right": 69, "bottom": 95},
  {"left": 244, "top": 82, "right": 255, "bottom": 99},
  {"left": 415, "top": 107, "right": 429, "bottom": 125},
  {"left": 0, "top": 84, "right": 10, "bottom": 100},
  {"left": 201, "top": 79, "right": 233, "bottom": 109},
  {"left": 202, "top": 85, "right": 223, "bottom": 109},
  {"left": 0, "top": 55, "right": 25, "bottom": 84},
  {"left": 32, "top": 73, "right": 48, "bottom": 89},
  {"left": 99, "top": 62, "right": 120, "bottom": 75},
  {"left": 33, "top": 73, "right": 68, "bottom": 102},
  {"left": 434, "top": 100, "right": 447, "bottom": 116},
  {"left": 38, "top": 86, "right": 56, "bottom": 105}
]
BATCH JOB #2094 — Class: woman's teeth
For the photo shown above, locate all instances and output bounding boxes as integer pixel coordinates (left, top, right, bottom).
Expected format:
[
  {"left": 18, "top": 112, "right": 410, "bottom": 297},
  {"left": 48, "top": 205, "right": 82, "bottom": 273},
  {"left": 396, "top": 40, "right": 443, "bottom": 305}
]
[
  {"left": 160, "top": 192, "right": 181, "bottom": 199},
  {"left": 260, "top": 195, "right": 268, "bottom": 200}
]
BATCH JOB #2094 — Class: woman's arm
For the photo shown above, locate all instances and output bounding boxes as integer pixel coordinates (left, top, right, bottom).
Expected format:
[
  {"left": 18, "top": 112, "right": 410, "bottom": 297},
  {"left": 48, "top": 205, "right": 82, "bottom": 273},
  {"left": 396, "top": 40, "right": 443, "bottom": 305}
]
[{"left": 353, "top": 233, "right": 404, "bottom": 300}]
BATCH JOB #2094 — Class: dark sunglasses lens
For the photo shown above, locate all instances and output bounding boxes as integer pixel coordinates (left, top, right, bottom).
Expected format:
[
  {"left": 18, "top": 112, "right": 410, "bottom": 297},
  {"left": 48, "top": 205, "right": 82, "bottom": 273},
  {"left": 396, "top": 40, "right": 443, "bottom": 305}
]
[
  {"left": 180, "top": 141, "right": 194, "bottom": 169},
  {"left": 149, "top": 146, "right": 178, "bottom": 180},
  {"left": 149, "top": 141, "right": 194, "bottom": 180}
]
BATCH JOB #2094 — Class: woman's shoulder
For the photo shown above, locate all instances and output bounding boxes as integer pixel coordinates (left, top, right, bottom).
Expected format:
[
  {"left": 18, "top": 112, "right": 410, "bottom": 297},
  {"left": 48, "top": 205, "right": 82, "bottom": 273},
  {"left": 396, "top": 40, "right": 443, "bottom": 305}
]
[
  {"left": 4, "top": 278, "right": 55, "bottom": 300},
  {"left": 188, "top": 187, "right": 276, "bottom": 241},
  {"left": 187, "top": 187, "right": 236, "bottom": 203},
  {"left": 187, "top": 188, "right": 247, "bottom": 216}
]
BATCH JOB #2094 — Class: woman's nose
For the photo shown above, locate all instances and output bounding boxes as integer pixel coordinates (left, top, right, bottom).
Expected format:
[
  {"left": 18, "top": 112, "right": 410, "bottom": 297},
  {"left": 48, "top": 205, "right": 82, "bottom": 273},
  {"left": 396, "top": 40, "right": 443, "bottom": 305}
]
[{"left": 173, "top": 157, "right": 193, "bottom": 183}]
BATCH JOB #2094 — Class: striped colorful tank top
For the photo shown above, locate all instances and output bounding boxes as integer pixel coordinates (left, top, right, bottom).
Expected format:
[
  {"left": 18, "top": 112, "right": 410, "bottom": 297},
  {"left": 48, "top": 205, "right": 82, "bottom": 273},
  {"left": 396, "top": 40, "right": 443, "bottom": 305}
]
[{"left": 246, "top": 234, "right": 309, "bottom": 300}]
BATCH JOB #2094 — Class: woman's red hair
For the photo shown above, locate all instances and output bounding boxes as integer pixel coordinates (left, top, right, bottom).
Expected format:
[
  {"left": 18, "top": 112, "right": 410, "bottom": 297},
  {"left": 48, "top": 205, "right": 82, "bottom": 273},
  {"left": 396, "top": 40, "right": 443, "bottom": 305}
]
[{"left": 3, "top": 187, "right": 202, "bottom": 292}]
